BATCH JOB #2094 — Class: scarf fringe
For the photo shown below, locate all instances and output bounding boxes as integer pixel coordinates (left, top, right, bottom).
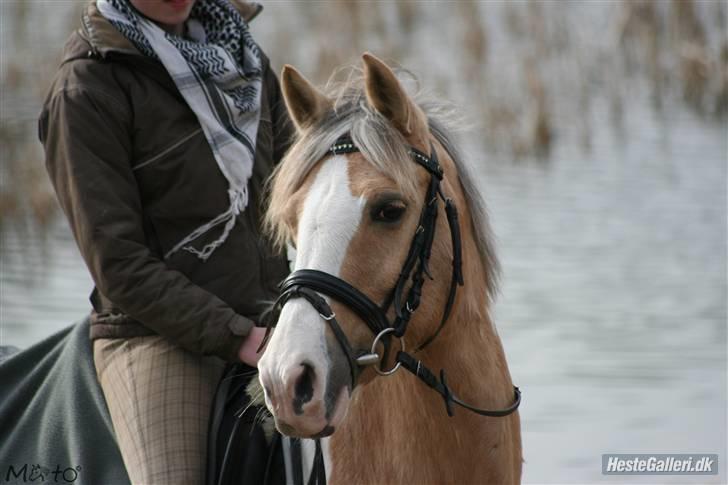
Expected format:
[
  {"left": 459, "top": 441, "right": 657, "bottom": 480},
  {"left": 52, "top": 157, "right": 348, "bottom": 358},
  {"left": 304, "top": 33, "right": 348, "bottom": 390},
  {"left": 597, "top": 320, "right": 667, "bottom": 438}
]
[{"left": 165, "top": 188, "right": 248, "bottom": 262}]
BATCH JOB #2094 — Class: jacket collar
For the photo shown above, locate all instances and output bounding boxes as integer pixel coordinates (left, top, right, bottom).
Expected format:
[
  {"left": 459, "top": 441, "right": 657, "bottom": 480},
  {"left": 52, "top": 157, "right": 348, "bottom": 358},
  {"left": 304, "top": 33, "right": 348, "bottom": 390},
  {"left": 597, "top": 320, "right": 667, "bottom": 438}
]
[{"left": 75, "top": 0, "right": 263, "bottom": 59}]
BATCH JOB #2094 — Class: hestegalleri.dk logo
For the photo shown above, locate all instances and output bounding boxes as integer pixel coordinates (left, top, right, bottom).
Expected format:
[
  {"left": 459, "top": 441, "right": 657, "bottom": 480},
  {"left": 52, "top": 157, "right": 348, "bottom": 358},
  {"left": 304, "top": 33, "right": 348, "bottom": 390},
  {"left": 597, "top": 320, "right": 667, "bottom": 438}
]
[{"left": 602, "top": 454, "right": 718, "bottom": 475}]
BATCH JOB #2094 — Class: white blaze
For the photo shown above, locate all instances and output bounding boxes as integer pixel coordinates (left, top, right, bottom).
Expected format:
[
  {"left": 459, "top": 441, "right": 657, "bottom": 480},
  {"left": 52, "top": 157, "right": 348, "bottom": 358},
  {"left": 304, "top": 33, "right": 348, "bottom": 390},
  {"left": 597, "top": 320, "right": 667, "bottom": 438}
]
[
  {"left": 273, "top": 154, "right": 365, "bottom": 354},
  {"left": 294, "top": 155, "right": 364, "bottom": 272},
  {"left": 267, "top": 154, "right": 361, "bottom": 372},
  {"left": 262, "top": 154, "right": 363, "bottom": 481},
  {"left": 259, "top": 155, "right": 363, "bottom": 480}
]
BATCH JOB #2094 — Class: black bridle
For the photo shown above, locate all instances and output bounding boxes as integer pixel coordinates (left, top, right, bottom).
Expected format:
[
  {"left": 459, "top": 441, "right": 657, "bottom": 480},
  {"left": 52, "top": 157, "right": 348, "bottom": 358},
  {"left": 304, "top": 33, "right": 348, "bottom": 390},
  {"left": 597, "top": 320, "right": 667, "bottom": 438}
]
[{"left": 262, "top": 135, "right": 521, "bottom": 420}]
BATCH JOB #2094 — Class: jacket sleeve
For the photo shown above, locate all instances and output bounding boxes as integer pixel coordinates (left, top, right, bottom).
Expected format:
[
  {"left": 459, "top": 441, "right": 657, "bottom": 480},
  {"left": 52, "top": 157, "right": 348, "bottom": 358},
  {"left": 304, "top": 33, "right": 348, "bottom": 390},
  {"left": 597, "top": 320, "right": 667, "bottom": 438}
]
[{"left": 39, "top": 85, "right": 251, "bottom": 361}]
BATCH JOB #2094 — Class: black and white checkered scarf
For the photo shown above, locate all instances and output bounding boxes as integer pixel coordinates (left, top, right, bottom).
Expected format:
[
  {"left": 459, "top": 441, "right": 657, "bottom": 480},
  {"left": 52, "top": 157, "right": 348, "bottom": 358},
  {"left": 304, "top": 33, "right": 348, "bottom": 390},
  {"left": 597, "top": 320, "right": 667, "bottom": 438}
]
[{"left": 97, "top": 0, "right": 262, "bottom": 261}]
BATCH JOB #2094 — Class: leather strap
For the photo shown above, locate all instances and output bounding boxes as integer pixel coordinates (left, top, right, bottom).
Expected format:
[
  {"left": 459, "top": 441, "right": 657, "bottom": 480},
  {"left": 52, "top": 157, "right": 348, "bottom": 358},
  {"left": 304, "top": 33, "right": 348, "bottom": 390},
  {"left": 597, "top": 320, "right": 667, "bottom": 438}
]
[
  {"left": 413, "top": 197, "right": 464, "bottom": 351},
  {"left": 274, "top": 284, "right": 363, "bottom": 386},
  {"left": 330, "top": 136, "right": 443, "bottom": 179},
  {"left": 397, "top": 351, "right": 521, "bottom": 418},
  {"left": 308, "top": 439, "right": 326, "bottom": 485},
  {"left": 280, "top": 270, "right": 390, "bottom": 335}
]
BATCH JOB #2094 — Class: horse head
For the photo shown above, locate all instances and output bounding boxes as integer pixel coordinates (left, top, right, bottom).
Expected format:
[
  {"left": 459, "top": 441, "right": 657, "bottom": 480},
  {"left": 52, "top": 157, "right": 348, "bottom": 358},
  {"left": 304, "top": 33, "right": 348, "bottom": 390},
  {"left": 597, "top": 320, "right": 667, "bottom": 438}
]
[{"left": 257, "top": 53, "right": 500, "bottom": 440}]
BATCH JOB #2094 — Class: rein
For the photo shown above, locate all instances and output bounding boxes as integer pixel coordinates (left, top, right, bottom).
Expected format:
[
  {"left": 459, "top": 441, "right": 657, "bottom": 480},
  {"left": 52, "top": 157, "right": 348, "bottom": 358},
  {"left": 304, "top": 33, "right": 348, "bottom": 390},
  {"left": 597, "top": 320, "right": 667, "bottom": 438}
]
[{"left": 263, "top": 135, "right": 521, "bottom": 420}]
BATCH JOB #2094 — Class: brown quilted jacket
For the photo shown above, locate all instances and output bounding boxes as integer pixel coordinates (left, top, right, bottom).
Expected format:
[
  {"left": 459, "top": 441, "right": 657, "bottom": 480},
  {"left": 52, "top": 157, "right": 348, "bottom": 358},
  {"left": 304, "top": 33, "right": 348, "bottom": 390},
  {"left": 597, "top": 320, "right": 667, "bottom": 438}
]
[{"left": 38, "top": 1, "right": 291, "bottom": 361}]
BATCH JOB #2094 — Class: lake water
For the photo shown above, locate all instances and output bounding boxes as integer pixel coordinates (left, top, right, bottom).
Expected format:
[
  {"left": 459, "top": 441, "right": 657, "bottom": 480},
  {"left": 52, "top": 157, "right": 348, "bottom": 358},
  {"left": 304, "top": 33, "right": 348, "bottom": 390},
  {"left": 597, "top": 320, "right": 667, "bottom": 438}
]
[
  {"left": 1, "top": 1, "right": 726, "bottom": 483},
  {"left": 482, "top": 96, "right": 727, "bottom": 483}
]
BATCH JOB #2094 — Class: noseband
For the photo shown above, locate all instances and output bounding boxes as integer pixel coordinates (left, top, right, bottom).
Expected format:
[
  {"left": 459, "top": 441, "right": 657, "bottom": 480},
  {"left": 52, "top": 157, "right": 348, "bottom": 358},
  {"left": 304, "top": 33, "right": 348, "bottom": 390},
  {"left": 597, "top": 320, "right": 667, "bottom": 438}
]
[{"left": 263, "top": 135, "right": 520, "bottom": 419}]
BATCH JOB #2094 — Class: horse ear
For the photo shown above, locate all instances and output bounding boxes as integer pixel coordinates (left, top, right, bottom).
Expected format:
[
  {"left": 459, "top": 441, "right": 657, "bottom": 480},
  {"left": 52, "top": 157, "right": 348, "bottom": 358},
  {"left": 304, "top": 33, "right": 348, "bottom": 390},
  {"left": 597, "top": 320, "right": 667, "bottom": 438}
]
[
  {"left": 362, "top": 52, "right": 428, "bottom": 139},
  {"left": 281, "top": 65, "right": 332, "bottom": 132}
]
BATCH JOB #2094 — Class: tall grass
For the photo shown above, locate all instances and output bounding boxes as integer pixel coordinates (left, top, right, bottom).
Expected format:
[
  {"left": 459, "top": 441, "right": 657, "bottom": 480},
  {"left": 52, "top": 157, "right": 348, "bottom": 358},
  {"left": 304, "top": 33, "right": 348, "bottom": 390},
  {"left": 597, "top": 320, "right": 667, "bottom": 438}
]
[{"left": 1, "top": 0, "right": 725, "bottom": 244}]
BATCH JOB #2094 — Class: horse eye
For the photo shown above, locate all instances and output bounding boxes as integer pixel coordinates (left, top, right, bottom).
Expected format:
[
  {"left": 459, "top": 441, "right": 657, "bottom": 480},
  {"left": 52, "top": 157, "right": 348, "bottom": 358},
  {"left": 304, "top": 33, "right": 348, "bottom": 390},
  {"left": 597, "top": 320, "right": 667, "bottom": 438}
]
[{"left": 372, "top": 202, "right": 407, "bottom": 223}]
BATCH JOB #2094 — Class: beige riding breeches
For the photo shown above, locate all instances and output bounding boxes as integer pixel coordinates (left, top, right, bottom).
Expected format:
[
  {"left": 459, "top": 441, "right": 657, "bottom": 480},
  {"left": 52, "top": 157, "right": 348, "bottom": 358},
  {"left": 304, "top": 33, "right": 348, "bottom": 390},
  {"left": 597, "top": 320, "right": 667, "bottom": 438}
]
[{"left": 93, "top": 335, "right": 225, "bottom": 485}]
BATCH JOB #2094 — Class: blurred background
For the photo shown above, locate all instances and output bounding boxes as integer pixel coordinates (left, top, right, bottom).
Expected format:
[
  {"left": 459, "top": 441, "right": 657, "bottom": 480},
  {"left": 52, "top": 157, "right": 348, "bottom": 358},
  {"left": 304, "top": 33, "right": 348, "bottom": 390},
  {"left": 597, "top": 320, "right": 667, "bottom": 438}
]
[{"left": 1, "top": 1, "right": 726, "bottom": 483}]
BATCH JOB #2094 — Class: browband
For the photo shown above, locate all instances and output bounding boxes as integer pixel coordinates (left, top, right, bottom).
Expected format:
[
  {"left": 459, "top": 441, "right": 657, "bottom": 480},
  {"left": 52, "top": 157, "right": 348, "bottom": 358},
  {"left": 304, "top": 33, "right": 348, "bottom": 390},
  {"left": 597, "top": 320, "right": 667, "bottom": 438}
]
[{"left": 330, "top": 136, "right": 443, "bottom": 179}]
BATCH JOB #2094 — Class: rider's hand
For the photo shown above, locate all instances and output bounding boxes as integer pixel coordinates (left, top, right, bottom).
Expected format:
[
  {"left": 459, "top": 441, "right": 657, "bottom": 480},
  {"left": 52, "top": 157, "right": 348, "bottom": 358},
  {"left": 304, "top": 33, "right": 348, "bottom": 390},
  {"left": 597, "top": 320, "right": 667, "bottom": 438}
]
[{"left": 237, "top": 326, "right": 267, "bottom": 367}]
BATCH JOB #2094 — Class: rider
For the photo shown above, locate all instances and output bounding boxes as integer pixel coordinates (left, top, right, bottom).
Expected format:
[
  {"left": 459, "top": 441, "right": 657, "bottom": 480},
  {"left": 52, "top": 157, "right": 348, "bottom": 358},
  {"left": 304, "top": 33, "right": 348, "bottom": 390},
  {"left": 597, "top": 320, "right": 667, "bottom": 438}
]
[{"left": 39, "top": 0, "right": 290, "bottom": 482}]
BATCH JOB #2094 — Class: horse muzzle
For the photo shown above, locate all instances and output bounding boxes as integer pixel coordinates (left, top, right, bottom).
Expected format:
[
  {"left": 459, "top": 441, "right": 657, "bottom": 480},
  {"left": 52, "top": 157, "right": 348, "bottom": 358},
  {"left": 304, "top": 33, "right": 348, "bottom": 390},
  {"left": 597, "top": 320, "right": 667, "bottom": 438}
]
[{"left": 258, "top": 353, "right": 351, "bottom": 439}]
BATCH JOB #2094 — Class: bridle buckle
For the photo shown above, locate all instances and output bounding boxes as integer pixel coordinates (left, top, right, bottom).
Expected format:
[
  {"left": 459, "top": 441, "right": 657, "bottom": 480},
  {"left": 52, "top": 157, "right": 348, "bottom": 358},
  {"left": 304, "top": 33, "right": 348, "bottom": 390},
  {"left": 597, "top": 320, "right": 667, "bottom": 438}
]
[{"left": 319, "top": 310, "right": 336, "bottom": 321}]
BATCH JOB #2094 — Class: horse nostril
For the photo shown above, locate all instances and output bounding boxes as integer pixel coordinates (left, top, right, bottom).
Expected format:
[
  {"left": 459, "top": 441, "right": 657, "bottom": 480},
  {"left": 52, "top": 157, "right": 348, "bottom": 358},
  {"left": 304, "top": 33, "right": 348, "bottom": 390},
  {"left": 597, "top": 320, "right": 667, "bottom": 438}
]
[{"left": 292, "top": 362, "right": 315, "bottom": 415}]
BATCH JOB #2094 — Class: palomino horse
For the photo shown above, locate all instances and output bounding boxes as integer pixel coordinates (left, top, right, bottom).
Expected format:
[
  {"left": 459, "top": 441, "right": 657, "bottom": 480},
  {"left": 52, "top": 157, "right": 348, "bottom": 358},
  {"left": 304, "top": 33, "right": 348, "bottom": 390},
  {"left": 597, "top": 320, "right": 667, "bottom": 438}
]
[{"left": 257, "top": 53, "right": 522, "bottom": 484}]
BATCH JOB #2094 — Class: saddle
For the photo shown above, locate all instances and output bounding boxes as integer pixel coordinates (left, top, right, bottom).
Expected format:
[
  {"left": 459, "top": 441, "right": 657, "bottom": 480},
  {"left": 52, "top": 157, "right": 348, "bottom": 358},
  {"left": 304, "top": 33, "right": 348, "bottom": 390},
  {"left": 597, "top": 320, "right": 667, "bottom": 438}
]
[{"left": 207, "top": 363, "right": 325, "bottom": 485}]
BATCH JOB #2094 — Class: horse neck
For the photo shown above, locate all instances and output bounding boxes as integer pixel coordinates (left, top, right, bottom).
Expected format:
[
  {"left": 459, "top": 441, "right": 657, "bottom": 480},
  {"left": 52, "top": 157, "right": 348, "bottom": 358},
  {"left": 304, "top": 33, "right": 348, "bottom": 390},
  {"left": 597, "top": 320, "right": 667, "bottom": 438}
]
[{"left": 328, "top": 193, "right": 522, "bottom": 485}]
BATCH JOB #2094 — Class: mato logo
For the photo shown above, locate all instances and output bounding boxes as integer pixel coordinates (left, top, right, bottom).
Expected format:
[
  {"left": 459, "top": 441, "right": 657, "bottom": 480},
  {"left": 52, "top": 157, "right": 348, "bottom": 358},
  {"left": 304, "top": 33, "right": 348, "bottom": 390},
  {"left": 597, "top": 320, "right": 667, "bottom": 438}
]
[
  {"left": 3, "top": 464, "right": 81, "bottom": 483},
  {"left": 602, "top": 454, "right": 718, "bottom": 475}
]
